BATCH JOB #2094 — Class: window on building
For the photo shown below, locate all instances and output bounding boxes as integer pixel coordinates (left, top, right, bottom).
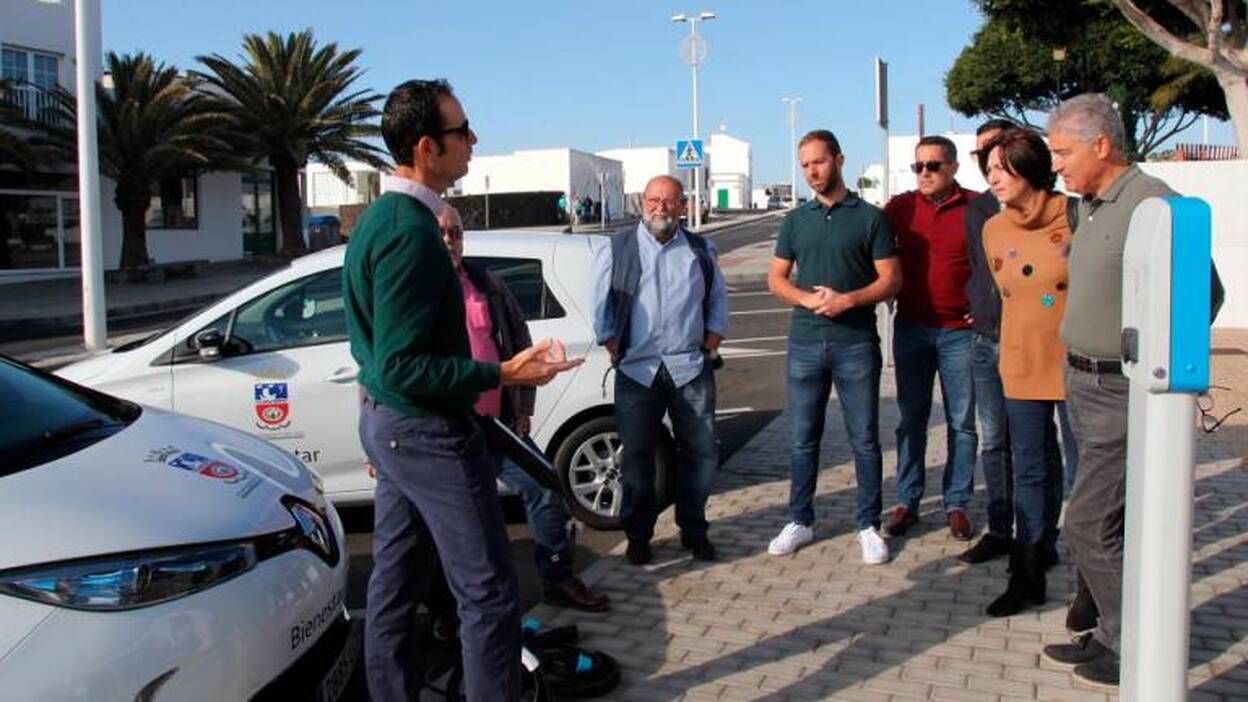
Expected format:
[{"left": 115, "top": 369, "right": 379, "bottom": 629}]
[
  {"left": 1, "top": 48, "right": 29, "bottom": 83},
  {"left": 242, "top": 171, "right": 275, "bottom": 235},
  {"left": 32, "top": 53, "right": 57, "bottom": 89},
  {"left": 145, "top": 175, "right": 198, "bottom": 230}
]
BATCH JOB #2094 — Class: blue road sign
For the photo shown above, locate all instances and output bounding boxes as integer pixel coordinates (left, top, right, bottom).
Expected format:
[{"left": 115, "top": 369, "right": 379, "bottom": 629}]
[{"left": 675, "top": 139, "right": 704, "bottom": 169}]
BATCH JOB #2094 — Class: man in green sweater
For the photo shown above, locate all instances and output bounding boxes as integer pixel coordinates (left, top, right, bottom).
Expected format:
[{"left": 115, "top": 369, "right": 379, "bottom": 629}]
[{"left": 345, "top": 79, "right": 581, "bottom": 702}]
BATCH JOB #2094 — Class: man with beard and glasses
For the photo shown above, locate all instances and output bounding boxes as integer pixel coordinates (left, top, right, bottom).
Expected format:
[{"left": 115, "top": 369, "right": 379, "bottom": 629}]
[
  {"left": 592, "top": 175, "right": 729, "bottom": 566},
  {"left": 766, "top": 129, "right": 902, "bottom": 564}
]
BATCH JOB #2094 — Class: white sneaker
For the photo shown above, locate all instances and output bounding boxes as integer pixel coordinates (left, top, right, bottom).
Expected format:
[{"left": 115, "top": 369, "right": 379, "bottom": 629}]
[
  {"left": 768, "top": 522, "right": 815, "bottom": 555},
  {"left": 858, "top": 527, "right": 890, "bottom": 565}
]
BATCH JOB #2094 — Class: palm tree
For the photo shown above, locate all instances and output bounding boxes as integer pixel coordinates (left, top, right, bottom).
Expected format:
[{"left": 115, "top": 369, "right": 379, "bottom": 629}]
[
  {"left": 38, "top": 53, "right": 243, "bottom": 272},
  {"left": 195, "top": 29, "right": 389, "bottom": 256}
]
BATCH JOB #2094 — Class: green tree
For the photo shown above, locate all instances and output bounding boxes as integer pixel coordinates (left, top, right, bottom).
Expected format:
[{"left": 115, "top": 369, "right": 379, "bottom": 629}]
[
  {"left": 949, "top": 1, "right": 1228, "bottom": 157},
  {"left": 37, "top": 53, "right": 242, "bottom": 272},
  {"left": 195, "top": 29, "right": 388, "bottom": 257}
]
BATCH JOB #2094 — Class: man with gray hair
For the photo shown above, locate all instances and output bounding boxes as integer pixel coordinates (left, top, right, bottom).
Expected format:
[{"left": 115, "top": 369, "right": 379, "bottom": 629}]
[
  {"left": 592, "top": 174, "right": 729, "bottom": 565},
  {"left": 1040, "top": 93, "right": 1223, "bottom": 688}
]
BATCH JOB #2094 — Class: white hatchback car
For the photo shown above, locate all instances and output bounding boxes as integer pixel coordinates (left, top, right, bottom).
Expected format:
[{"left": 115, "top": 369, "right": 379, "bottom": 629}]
[
  {"left": 0, "top": 355, "right": 356, "bottom": 701},
  {"left": 58, "top": 231, "right": 675, "bottom": 530}
]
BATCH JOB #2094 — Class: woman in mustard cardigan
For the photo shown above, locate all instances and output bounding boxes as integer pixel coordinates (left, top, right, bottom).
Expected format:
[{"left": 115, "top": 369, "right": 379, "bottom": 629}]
[{"left": 980, "top": 129, "right": 1076, "bottom": 617}]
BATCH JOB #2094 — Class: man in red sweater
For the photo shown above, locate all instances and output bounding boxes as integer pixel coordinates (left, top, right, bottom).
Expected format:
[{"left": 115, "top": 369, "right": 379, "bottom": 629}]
[{"left": 883, "top": 135, "right": 979, "bottom": 541}]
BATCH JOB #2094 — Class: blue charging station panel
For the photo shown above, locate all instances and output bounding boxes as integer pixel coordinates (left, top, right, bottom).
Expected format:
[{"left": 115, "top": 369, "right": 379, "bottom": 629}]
[{"left": 1167, "top": 196, "right": 1212, "bottom": 393}]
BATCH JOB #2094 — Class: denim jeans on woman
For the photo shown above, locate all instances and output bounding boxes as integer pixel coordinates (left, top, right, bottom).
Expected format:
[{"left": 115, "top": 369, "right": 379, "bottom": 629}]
[
  {"left": 786, "top": 338, "right": 884, "bottom": 530},
  {"left": 1003, "top": 398, "right": 1068, "bottom": 547}
]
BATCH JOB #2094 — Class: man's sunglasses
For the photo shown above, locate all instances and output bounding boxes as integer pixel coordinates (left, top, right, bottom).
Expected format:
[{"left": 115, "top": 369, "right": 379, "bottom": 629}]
[
  {"left": 438, "top": 120, "right": 472, "bottom": 139},
  {"left": 910, "top": 160, "right": 946, "bottom": 174}
]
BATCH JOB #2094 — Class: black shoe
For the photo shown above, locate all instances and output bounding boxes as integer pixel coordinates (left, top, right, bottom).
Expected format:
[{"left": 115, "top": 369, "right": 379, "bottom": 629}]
[
  {"left": 625, "top": 540, "right": 651, "bottom": 566},
  {"left": 958, "top": 534, "right": 1012, "bottom": 564},
  {"left": 1073, "top": 650, "right": 1120, "bottom": 688},
  {"left": 1042, "top": 632, "right": 1114, "bottom": 667},
  {"left": 1066, "top": 571, "right": 1100, "bottom": 633},
  {"left": 985, "top": 544, "right": 1046, "bottom": 617},
  {"left": 681, "top": 533, "right": 717, "bottom": 562},
  {"left": 1039, "top": 544, "right": 1060, "bottom": 570}
]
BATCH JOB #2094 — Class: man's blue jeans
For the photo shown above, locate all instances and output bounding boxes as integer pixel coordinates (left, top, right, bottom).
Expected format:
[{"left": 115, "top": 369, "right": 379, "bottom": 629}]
[
  {"left": 615, "top": 364, "right": 717, "bottom": 543},
  {"left": 1003, "top": 398, "right": 1066, "bottom": 547},
  {"left": 969, "top": 333, "right": 1013, "bottom": 540},
  {"left": 893, "top": 317, "right": 978, "bottom": 514},
  {"left": 786, "top": 338, "right": 884, "bottom": 530},
  {"left": 494, "top": 454, "right": 574, "bottom": 585}
]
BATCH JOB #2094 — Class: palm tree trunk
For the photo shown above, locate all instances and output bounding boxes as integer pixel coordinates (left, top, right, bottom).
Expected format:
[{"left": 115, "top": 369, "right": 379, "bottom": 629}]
[
  {"left": 273, "top": 156, "right": 306, "bottom": 256},
  {"left": 115, "top": 182, "right": 152, "bottom": 274}
]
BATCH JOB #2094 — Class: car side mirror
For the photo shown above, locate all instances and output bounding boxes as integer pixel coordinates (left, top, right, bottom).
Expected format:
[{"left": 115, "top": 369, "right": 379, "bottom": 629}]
[{"left": 194, "top": 329, "right": 225, "bottom": 360}]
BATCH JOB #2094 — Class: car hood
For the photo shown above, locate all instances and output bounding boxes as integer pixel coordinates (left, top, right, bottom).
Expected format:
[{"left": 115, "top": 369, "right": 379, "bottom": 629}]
[
  {"left": 0, "top": 408, "right": 323, "bottom": 570},
  {"left": 55, "top": 349, "right": 129, "bottom": 385}
]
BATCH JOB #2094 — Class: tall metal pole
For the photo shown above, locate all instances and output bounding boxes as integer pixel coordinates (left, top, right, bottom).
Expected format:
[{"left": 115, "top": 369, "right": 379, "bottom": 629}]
[
  {"left": 689, "top": 22, "right": 702, "bottom": 230},
  {"left": 673, "top": 12, "right": 714, "bottom": 231},
  {"left": 781, "top": 97, "right": 801, "bottom": 208},
  {"left": 75, "top": 0, "right": 106, "bottom": 351},
  {"left": 483, "top": 174, "right": 490, "bottom": 230}
]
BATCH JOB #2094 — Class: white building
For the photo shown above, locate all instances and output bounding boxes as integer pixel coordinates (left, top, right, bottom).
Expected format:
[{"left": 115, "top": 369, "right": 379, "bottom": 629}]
[
  {"left": 707, "top": 129, "right": 752, "bottom": 210},
  {"left": 457, "top": 148, "right": 624, "bottom": 222},
  {"left": 306, "top": 161, "right": 383, "bottom": 214},
  {"left": 1, "top": 0, "right": 284, "bottom": 282}
]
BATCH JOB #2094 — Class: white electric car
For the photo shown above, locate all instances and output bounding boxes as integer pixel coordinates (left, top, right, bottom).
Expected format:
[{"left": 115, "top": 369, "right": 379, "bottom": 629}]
[
  {"left": 0, "top": 355, "right": 356, "bottom": 701},
  {"left": 58, "top": 231, "right": 675, "bottom": 530}
]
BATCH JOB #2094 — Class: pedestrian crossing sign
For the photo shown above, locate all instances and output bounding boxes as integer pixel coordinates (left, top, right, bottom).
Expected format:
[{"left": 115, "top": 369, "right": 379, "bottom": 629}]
[{"left": 675, "top": 139, "right": 704, "bottom": 169}]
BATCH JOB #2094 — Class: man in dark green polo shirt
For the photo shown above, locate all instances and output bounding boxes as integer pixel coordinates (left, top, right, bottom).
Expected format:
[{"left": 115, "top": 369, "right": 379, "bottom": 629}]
[
  {"left": 765, "top": 129, "right": 902, "bottom": 565},
  {"left": 1039, "top": 93, "right": 1223, "bottom": 689},
  {"left": 344, "top": 79, "right": 581, "bottom": 702}
]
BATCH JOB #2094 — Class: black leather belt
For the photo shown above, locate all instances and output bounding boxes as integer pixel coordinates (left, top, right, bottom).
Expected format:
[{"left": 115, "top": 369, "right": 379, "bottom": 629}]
[{"left": 1067, "top": 351, "right": 1122, "bottom": 375}]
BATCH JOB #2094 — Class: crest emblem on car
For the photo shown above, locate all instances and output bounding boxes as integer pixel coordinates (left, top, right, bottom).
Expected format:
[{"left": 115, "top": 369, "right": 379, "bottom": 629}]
[{"left": 254, "top": 383, "right": 292, "bottom": 430}]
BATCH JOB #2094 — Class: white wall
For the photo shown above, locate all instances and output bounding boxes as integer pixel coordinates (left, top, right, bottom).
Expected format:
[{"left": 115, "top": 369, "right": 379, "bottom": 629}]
[
  {"left": 569, "top": 151, "right": 624, "bottom": 221},
  {"left": 100, "top": 171, "right": 244, "bottom": 267},
  {"left": 0, "top": 0, "right": 87, "bottom": 94},
  {"left": 306, "top": 162, "right": 382, "bottom": 209},
  {"left": 708, "top": 132, "right": 752, "bottom": 210},
  {"left": 595, "top": 147, "right": 690, "bottom": 194},
  {"left": 1140, "top": 161, "right": 1248, "bottom": 329},
  {"left": 460, "top": 149, "right": 570, "bottom": 195}
]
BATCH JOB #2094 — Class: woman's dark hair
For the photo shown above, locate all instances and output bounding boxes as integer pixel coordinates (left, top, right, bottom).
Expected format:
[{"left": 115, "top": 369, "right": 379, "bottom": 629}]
[
  {"left": 382, "top": 79, "right": 453, "bottom": 167},
  {"left": 980, "top": 128, "right": 1057, "bottom": 192}
]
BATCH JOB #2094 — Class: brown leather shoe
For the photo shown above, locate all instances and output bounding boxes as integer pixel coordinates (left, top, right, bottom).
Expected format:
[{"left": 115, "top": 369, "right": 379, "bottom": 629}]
[
  {"left": 947, "top": 510, "right": 973, "bottom": 541},
  {"left": 883, "top": 505, "right": 919, "bottom": 537},
  {"left": 543, "top": 577, "right": 611, "bottom": 612}
]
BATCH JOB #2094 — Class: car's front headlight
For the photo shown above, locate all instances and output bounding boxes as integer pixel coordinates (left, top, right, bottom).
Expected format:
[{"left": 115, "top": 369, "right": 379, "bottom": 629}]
[
  {"left": 0, "top": 498, "right": 339, "bottom": 611},
  {"left": 0, "top": 542, "right": 257, "bottom": 611}
]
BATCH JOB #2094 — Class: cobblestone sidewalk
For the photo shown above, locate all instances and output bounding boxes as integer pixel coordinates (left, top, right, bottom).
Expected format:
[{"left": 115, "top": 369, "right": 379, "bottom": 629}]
[{"left": 531, "top": 334, "right": 1248, "bottom": 701}]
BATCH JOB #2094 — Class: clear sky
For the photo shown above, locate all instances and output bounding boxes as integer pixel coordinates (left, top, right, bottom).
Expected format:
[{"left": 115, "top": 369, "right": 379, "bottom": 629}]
[{"left": 101, "top": 0, "right": 1233, "bottom": 189}]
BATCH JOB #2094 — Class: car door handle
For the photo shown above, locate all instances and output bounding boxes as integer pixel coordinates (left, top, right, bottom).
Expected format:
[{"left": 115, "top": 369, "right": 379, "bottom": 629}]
[{"left": 325, "top": 367, "right": 358, "bottom": 384}]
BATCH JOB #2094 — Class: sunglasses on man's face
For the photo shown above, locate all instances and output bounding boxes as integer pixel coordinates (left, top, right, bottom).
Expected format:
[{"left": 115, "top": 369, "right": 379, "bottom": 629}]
[
  {"left": 911, "top": 160, "right": 946, "bottom": 174},
  {"left": 438, "top": 120, "right": 472, "bottom": 139}
]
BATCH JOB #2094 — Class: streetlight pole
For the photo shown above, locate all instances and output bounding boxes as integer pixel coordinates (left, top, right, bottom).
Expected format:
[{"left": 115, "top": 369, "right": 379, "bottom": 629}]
[
  {"left": 672, "top": 11, "right": 715, "bottom": 231},
  {"left": 781, "top": 96, "right": 802, "bottom": 208},
  {"left": 75, "top": 0, "right": 106, "bottom": 351}
]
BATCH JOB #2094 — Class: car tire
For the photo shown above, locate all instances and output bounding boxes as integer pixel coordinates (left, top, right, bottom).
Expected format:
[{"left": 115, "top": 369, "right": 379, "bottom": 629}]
[{"left": 553, "top": 415, "right": 675, "bottom": 531}]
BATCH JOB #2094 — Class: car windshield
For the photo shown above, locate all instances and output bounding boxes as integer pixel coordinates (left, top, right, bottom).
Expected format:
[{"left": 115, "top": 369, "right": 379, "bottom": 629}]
[{"left": 0, "top": 356, "right": 141, "bottom": 477}]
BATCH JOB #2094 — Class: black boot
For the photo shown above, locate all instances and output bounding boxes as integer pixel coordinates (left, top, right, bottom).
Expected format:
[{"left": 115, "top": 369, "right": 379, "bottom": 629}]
[
  {"left": 987, "top": 544, "right": 1046, "bottom": 617},
  {"left": 1066, "top": 570, "right": 1099, "bottom": 633}
]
